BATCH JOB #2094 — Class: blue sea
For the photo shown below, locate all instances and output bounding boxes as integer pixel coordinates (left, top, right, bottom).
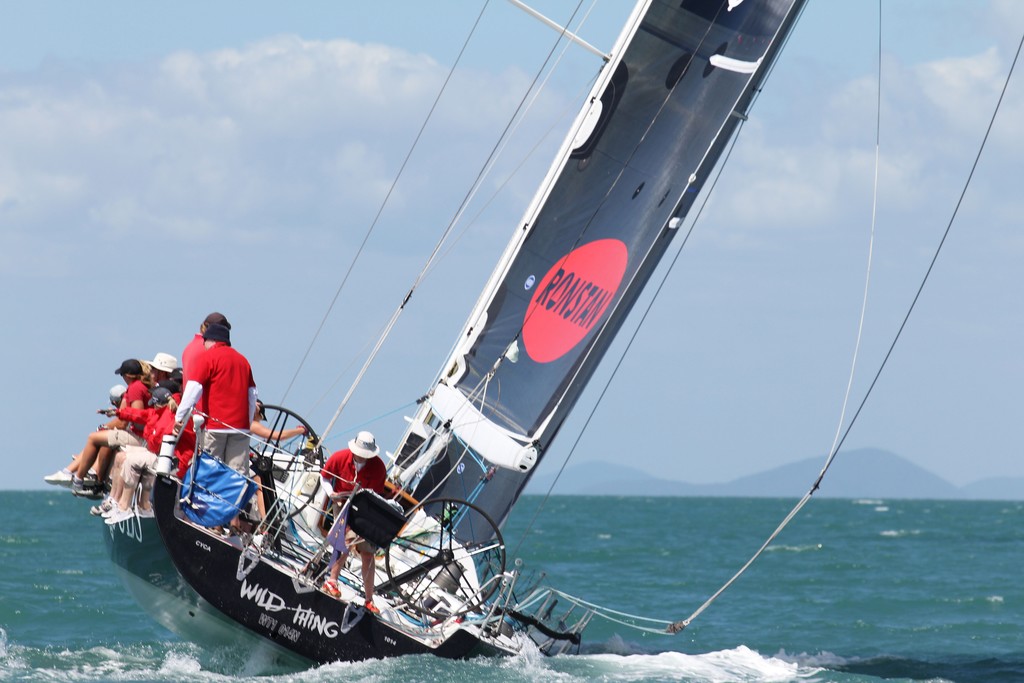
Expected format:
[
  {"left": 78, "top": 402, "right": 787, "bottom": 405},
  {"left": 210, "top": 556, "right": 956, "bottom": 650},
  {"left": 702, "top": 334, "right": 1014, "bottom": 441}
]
[{"left": 1, "top": 491, "right": 1022, "bottom": 682}]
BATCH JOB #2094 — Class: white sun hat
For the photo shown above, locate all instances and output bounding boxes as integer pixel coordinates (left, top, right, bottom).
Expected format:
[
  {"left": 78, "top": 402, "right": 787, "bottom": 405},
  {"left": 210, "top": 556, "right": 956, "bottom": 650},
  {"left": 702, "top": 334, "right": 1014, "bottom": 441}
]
[
  {"left": 348, "top": 431, "right": 380, "bottom": 459},
  {"left": 149, "top": 352, "right": 179, "bottom": 373}
]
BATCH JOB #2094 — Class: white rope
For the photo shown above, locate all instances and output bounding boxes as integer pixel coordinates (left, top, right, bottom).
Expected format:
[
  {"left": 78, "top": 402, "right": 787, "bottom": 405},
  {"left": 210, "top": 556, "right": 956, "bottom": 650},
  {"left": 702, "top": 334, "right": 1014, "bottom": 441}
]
[
  {"left": 513, "top": 587, "right": 673, "bottom": 635},
  {"left": 670, "top": 4, "right": 1024, "bottom": 634},
  {"left": 666, "top": 0, "right": 881, "bottom": 634}
]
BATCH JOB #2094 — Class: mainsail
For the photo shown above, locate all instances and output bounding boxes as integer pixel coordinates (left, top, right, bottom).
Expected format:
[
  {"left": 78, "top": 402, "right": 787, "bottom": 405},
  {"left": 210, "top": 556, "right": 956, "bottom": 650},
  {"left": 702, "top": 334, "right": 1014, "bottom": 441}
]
[{"left": 395, "top": 0, "right": 806, "bottom": 534}]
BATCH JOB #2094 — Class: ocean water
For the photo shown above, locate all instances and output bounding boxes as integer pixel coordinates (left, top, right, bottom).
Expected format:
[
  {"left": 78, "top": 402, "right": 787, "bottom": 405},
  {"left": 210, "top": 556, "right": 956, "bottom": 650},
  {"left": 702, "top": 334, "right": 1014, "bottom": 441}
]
[{"left": 1, "top": 491, "right": 1022, "bottom": 682}]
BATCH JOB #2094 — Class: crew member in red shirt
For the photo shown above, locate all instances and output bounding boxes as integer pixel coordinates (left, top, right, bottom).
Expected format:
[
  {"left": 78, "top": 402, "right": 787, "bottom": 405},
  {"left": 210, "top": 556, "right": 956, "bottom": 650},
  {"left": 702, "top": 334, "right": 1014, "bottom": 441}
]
[
  {"left": 102, "top": 382, "right": 196, "bottom": 523},
  {"left": 174, "top": 322, "right": 257, "bottom": 477},
  {"left": 181, "top": 312, "right": 230, "bottom": 384},
  {"left": 319, "top": 431, "right": 387, "bottom": 614}
]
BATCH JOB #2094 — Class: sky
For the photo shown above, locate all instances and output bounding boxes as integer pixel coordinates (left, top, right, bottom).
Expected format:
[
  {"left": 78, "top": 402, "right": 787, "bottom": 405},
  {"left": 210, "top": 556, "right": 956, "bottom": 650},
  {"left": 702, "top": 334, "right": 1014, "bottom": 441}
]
[{"left": 1, "top": 1, "right": 1022, "bottom": 494}]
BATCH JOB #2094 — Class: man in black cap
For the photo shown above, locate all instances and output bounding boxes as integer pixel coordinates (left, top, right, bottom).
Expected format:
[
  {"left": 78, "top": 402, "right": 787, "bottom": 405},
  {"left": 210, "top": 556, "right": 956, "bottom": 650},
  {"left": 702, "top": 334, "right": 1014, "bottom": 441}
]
[
  {"left": 181, "top": 312, "right": 231, "bottom": 384},
  {"left": 175, "top": 322, "right": 257, "bottom": 479}
]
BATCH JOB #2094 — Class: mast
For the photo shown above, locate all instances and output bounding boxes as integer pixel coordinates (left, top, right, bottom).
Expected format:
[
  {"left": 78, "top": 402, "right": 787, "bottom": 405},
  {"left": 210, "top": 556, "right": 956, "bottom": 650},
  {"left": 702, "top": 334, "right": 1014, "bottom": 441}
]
[{"left": 393, "top": 0, "right": 807, "bottom": 535}]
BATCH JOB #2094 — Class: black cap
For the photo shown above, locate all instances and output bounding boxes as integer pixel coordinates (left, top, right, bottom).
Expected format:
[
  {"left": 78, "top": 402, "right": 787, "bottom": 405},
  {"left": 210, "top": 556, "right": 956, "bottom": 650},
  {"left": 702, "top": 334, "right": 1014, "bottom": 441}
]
[
  {"left": 203, "top": 322, "right": 231, "bottom": 344},
  {"left": 148, "top": 386, "right": 173, "bottom": 406},
  {"left": 114, "top": 359, "right": 143, "bottom": 376},
  {"left": 157, "top": 378, "right": 181, "bottom": 395}
]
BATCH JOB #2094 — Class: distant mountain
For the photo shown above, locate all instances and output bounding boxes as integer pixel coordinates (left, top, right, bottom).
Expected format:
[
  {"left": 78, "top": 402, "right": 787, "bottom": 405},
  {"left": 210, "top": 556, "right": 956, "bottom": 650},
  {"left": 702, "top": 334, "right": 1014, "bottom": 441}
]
[{"left": 524, "top": 448, "right": 1024, "bottom": 500}]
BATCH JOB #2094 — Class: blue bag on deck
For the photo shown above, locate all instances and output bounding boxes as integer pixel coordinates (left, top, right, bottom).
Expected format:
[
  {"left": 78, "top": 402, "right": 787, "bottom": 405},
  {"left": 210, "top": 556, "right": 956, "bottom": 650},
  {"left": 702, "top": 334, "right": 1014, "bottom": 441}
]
[{"left": 180, "top": 452, "right": 257, "bottom": 527}]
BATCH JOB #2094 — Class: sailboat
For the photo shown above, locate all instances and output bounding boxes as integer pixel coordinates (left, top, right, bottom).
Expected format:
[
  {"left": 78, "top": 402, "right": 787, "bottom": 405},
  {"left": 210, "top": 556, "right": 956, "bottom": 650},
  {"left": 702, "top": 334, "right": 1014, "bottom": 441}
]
[{"left": 107, "top": 0, "right": 809, "bottom": 662}]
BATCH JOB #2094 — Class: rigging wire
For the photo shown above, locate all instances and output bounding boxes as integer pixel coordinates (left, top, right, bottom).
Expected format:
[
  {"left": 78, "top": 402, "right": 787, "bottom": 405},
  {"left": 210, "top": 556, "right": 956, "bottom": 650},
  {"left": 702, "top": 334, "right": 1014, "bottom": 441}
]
[
  {"left": 668, "top": 0, "right": 882, "bottom": 630},
  {"left": 305, "top": 3, "right": 600, "bottom": 417},
  {"left": 424, "top": 8, "right": 602, "bottom": 282},
  {"left": 512, "top": 1, "right": 1020, "bottom": 634},
  {"left": 278, "top": 2, "right": 492, "bottom": 407},
  {"left": 666, "top": 11, "right": 1024, "bottom": 635},
  {"left": 317, "top": 0, "right": 594, "bottom": 446}
]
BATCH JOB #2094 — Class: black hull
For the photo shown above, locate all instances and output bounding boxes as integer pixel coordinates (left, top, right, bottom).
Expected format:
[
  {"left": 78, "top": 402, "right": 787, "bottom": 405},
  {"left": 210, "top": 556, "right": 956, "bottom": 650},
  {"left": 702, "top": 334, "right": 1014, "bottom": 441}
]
[
  {"left": 151, "top": 476, "right": 501, "bottom": 663},
  {"left": 103, "top": 508, "right": 309, "bottom": 662}
]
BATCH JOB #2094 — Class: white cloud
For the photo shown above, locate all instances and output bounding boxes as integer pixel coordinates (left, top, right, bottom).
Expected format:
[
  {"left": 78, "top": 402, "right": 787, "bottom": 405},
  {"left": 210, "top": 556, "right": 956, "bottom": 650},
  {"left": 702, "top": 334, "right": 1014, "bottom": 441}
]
[
  {"left": 697, "top": 32, "right": 1022, "bottom": 253},
  {"left": 0, "top": 35, "right": 542, "bottom": 276}
]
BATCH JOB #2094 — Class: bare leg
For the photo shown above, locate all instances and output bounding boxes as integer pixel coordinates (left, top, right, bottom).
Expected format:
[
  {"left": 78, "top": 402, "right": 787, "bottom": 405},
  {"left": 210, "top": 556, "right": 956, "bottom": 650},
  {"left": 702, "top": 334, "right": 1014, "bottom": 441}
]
[
  {"left": 95, "top": 446, "right": 116, "bottom": 484},
  {"left": 137, "top": 478, "right": 154, "bottom": 511},
  {"left": 73, "top": 433, "right": 107, "bottom": 478},
  {"left": 108, "top": 451, "right": 127, "bottom": 502},
  {"left": 254, "top": 475, "right": 266, "bottom": 520},
  {"left": 359, "top": 548, "right": 375, "bottom": 602},
  {"left": 115, "top": 481, "right": 134, "bottom": 512},
  {"left": 329, "top": 552, "right": 347, "bottom": 584}
]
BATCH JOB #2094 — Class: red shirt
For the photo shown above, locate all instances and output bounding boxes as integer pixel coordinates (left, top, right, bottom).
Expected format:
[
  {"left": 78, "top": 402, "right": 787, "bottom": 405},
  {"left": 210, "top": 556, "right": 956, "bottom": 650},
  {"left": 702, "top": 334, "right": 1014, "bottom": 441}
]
[
  {"left": 181, "top": 333, "right": 206, "bottom": 385},
  {"left": 189, "top": 342, "right": 256, "bottom": 430},
  {"left": 321, "top": 449, "right": 386, "bottom": 495},
  {"left": 122, "top": 380, "right": 152, "bottom": 438}
]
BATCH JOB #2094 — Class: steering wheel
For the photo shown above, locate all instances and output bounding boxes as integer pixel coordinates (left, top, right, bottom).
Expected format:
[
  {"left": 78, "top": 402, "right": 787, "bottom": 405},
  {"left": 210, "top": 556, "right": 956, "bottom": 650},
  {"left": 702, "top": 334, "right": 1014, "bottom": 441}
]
[{"left": 383, "top": 497, "right": 506, "bottom": 619}]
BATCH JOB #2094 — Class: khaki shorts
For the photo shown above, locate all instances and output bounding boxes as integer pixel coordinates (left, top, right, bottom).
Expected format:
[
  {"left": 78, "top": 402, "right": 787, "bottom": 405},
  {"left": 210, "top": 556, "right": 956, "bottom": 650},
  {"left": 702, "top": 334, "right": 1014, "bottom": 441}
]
[
  {"left": 106, "top": 429, "right": 143, "bottom": 449},
  {"left": 201, "top": 430, "right": 251, "bottom": 475},
  {"left": 121, "top": 445, "right": 157, "bottom": 489},
  {"left": 345, "top": 526, "right": 373, "bottom": 555}
]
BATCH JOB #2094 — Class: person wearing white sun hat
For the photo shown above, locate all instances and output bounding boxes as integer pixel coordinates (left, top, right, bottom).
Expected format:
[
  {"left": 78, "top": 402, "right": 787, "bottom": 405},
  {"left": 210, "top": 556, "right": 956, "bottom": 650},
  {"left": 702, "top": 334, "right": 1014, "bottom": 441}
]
[
  {"left": 147, "top": 352, "right": 178, "bottom": 388},
  {"left": 149, "top": 352, "right": 178, "bottom": 374},
  {"left": 319, "top": 431, "right": 387, "bottom": 614}
]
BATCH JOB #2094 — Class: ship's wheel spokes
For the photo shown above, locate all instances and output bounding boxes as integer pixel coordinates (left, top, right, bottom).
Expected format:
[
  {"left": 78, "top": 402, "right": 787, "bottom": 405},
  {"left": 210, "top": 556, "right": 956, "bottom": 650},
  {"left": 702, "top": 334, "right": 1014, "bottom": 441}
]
[
  {"left": 248, "top": 403, "right": 325, "bottom": 520},
  {"left": 383, "top": 497, "right": 505, "bottom": 619}
]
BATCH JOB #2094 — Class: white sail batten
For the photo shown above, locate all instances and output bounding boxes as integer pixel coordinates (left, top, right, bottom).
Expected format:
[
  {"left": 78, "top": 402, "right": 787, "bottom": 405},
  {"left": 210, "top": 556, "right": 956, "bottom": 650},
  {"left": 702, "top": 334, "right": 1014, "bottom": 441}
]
[{"left": 709, "top": 54, "right": 762, "bottom": 73}]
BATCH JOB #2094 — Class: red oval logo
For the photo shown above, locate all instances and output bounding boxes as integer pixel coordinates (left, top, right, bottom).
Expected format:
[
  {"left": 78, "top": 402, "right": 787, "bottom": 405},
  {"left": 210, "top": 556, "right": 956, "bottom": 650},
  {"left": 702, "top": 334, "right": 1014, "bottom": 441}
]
[{"left": 522, "top": 239, "right": 628, "bottom": 363}]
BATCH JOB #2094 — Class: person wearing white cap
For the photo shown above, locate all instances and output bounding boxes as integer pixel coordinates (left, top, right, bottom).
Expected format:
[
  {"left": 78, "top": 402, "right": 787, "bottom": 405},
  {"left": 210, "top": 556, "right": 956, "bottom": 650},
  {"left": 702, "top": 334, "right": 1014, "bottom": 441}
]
[
  {"left": 149, "top": 352, "right": 178, "bottom": 374},
  {"left": 319, "top": 431, "right": 387, "bottom": 614},
  {"left": 148, "top": 352, "right": 178, "bottom": 390}
]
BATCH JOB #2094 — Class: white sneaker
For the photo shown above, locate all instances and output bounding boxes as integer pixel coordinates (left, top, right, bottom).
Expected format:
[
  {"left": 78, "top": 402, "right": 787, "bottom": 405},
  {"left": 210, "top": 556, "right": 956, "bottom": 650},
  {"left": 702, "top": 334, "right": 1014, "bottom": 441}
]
[
  {"left": 137, "top": 507, "right": 155, "bottom": 519},
  {"left": 90, "top": 499, "right": 115, "bottom": 516},
  {"left": 44, "top": 468, "right": 73, "bottom": 486},
  {"left": 105, "top": 508, "right": 134, "bottom": 525}
]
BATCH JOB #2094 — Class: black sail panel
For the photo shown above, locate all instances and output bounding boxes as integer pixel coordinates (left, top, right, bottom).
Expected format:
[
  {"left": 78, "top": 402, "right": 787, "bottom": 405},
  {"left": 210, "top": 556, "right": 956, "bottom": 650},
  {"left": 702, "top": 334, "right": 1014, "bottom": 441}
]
[{"left": 411, "top": 0, "right": 805, "bottom": 532}]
